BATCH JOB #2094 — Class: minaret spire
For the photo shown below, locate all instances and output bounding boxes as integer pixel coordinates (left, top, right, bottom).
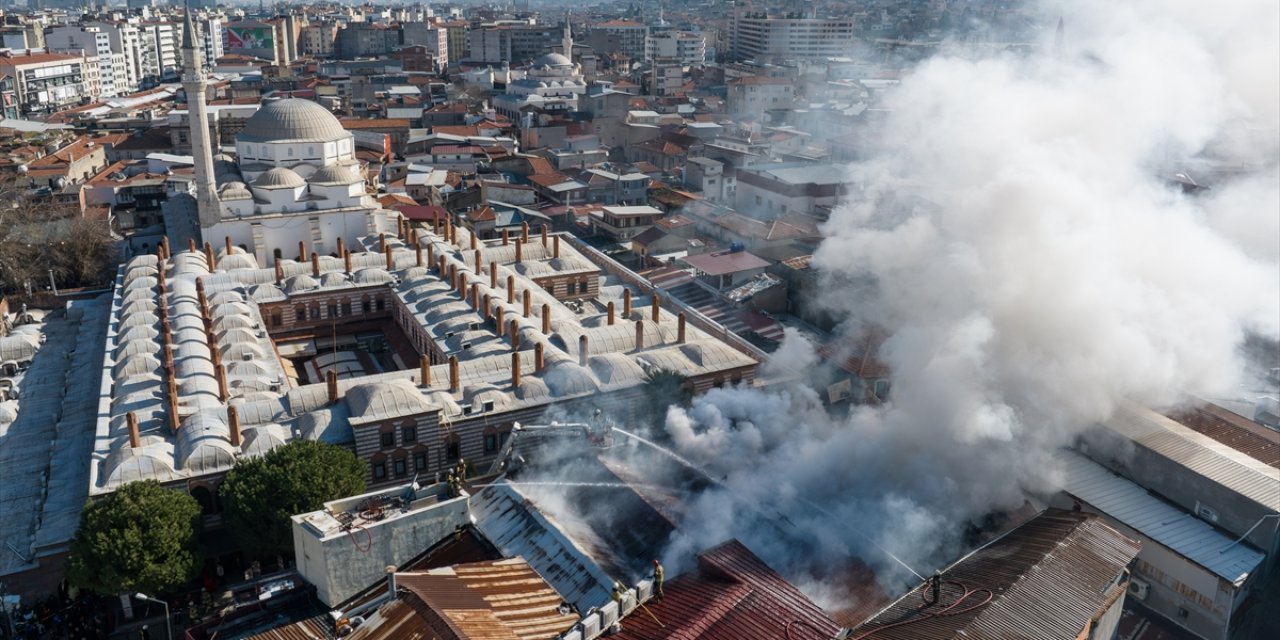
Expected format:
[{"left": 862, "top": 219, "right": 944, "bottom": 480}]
[
  {"left": 181, "top": 4, "right": 221, "bottom": 230},
  {"left": 562, "top": 11, "right": 573, "bottom": 58}
]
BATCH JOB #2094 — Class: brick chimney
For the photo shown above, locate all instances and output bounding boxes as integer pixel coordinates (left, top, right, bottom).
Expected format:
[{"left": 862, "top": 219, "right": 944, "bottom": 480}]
[
  {"left": 227, "top": 405, "right": 241, "bottom": 448},
  {"left": 623, "top": 288, "right": 632, "bottom": 317},
  {"left": 470, "top": 283, "right": 479, "bottom": 310},
  {"left": 553, "top": 234, "right": 560, "bottom": 258},
  {"left": 187, "top": 237, "right": 197, "bottom": 253},
  {"left": 224, "top": 235, "right": 233, "bottom": 256},
  {"left": 215, "top": 363, "right": 228, "bottom": 401},
  {"left": 458, "top": 272, "right": 467, "bottom": 296},
  {"left": 344, "top": 249, "right": 353, "bottom": 274},
  {"left": 578, "top": 335, "right": 589, "bottom": 367},
  {"left": 427, "top": 242, "right": 435, "bottom": 268},
  {"left": 327, "top": 369, "right": 339, "bottom": 403},
  {"left": 416, "top": 241, "right": 424, "bottom": 267},
  {"left": 635, "top": 319, "right": 645, "bottom": 351},
  {"left": 509, "top": 319, "right": 520, "bottom": 349},
  {"left": 474, "top": 249, "right": 482, "bottom": 274},
  {"left": 299, "top": 240, "right": 308, "bottom": 262},
  {"left": 507, "top": 275, "right": 515, "bottom": 304},
  {"left": 521, "top": 221, "right": 529, "bottom": 243},
  {"left": 496, "top": 307, "right": 505, "bottom": 336},
  {"left": 311, "top": 252, "right": 320, "bottom": 277},
  {"left": 378, "top": 233, "right": 387, "bottom": 253},
  {"left": 127, "top": 411, "right": 141, "bottom": 449},
  {"left": 167, "top": 378, "right": 181, "bottom": 433},
  {"left": 522, "top": 290, "right": 531, "bottom": 318},
  {"left": 275, "top": 258, "right": 284, "bottom": 284},
  {"left": 534, "top": 342, "right": 545, "bottom": 371},
  {"left": 651, "top": 293, "right": 660, "bottom": 322},
  {"left": 541, "top": 304, "right": 551, "bottom": 334},
  {"left": 678, "top": 312, "right": 687, "bottom": 344},
  {"left": 502, "top": 228, "right": 509, "bottom": 245},
  {"left": 490, "top": 262, "right": 498, "bottom": 289},
  {"left": 607, "top": 301, "right": 615, "bottom": 325},
  {"left": 511, "top": 351, "right": 521, "bottom": 387},
  {"left": 540, "top": 225, "right": 548, "bottom": 247},
  {"left": 470, "top": 230, "right": 477, "bottom": 251},
  {"left": 448, "top": 356, "right": 460, "bottom": 391},
  {"left": 419, "top": 355, "right": 431, "bottom": 387},
  {"left": 336, "top": 237, "right": 345, "bottom": 257},
  {"left": 515, "top": 238, "right": 523, "bottom": 263},
  {"left": 385, "top": 244, "right": 394, "bottom": 270},
  {"left": 204, "top": 242, "right": 215, "bottom": 271}
]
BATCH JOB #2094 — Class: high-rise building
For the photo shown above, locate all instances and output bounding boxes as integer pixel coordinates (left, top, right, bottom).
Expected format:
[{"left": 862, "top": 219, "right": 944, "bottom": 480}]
[
  {"left": 46, "top": 26, "right": 118, "bottom": 97},
  {"left": 588, "top": 19, "right": 647, "bottom": 60},
  {"left": 729, "top": 8, "right": 856, "bottom": 61}
]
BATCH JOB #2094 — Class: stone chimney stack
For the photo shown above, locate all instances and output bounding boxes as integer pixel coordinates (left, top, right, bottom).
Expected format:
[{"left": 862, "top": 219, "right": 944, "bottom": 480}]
[
  {"left": 509, "top": 319, "right": 520, "bottom": 349},
  {"left": 511, "top": 351, "right": 521, "bottom": 387},
  {"left": 215, "top": 363, "right": 229, "bottom": 401},
  {"left": 553, "top": 235, "right": 560, "bottom": 258},
  {"left": 470, "top": 230, "right": 477, "bottom": 251},
  {"left": 224, "top": 235, "right": 233, "bottom": 256},
  {"left": 490, "top": 262, "right": 498, "bottom": 289},
  {"left": 540, "top": 225, "right": 548, "bottom": 247},
  {"left": 578, "top": 335, "right": 589, "bottom": 367},
  {"left": 521, "top": 222, "right": 529, "bottom": 243},
  {"left": 420, "top": 355, "right": 431, "bottom": 387},
  {"left": 515, "top": 239, "right": 523, "bottom": 263},
  {"left": 336, "top": 237, "right": 344, "bottom": 257},
  {"left": 327, "top": 369, "right": 339, "bottom": 403},
  {"left": 416, "top": 241, "right": 424, "bottom": 267},
  {"left": 678, "top": 312, "right": 687, "bottom": 344},
  {"left": 385, "top": 244, "right": 394, "bottom": 270},
  {"left": 227, "top": 405, "right": 241, "bottom": 448},
  {"left": 449, "top": 356, "right": 460, "bottom": 391},
  {"left": 127, "top": 411, "right": 141, "bottom": 449},
  {"left": 502, "top": 229, "right": 509, "bottom": 245},
  {"left": 204, "top": 242, "right": 215, "bottom": 271}
]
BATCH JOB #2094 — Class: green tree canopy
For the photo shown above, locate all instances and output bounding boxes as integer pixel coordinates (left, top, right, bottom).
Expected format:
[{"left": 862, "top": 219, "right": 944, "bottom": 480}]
[
  {"left": 67, "top": 480, "right": 202, "bottom": 595},
  {"left": 219, "top": 440, "right": 367, "bottom": 557}
]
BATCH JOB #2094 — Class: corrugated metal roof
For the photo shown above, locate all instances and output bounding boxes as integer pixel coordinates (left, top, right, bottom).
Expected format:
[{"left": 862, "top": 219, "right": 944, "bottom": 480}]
[
  {"left": 397, "top": 557, "right": 579, "bottom": 640},
  {"left": 611, "top": 540, "right": 840, "bottom": 640},
  {"left": 848, "top": 509, "right": 1140, "bottom": 640},
  {"left": 1058, "top": 449, "right": 1263, "bottom": 585},
  {"left": 1102, "top": 402, "right": 1280, "bottom": 510},
  {"left": 1163, "top": 403, "right": 1280, "bottom": 469}
]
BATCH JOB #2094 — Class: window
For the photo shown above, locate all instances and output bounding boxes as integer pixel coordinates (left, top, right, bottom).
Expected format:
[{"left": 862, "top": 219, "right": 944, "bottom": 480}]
[
  {"left": 393, "top": 457, "right": 407, "bottom": 477},
  {"left": 380, "top": 431, "right": 395, "bottom": 447},
  {"left": 482, "top": 401, "right": 494, "bottom": 412},
  {"left": 445, "top": 436, "right": 460, "bottom": 461},
  {"left": 295, "top": 305, "right": 306, "bottom": 321},
  {"left": 270, "top": 311, "right": 282, "bottom": 327},
  {"left": 484, "top": 433, "right": 498, "bottom": 453},
  {"left": 328, "top": 303, "right": 338, "bottom": 318},
  {"left": 566, "top": 281, "right": 576, "bottom": 295},
  {"left": 363, "top": 300, "right": 372, "bottom": 313},
  {"left": 376, "top": 298, "right": 386, "bottom": 311},
  {"left": 414, "top": 450, "right": 428, "bottom": 470},
  {"left": 342, "top": 301, "right": 352, "bottom": 315},
  {"left": 372, "top": 460, "right": 387, "bottom": 479},
  {"left": 402, "top": 426, "right": 417, "bottom": 443}
]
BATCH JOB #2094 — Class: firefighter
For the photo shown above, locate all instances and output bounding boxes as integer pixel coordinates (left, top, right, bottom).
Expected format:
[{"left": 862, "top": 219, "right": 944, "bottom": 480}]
[
  {"left": 652, "top": 559, "right": 664, "bottom": 600},
  {"left": 455, "top": 458, "right": 467, "bottom": 480},
  {"left": 611, "top": 581, "right": 625, "bottom": 604}
]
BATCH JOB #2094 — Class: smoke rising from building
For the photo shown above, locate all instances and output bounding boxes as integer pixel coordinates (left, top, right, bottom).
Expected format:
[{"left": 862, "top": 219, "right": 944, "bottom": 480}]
[{"left": 649, "top": 0, "right": 1280, "bottom": 604}]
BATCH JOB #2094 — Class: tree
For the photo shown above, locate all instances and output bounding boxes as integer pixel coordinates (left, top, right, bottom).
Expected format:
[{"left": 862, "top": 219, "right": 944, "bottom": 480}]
[
  {"left": 0, "top": 175, "right": 118, "bottom": 295},
  {"left": 219, "top": 440, "right": 367, "bottom": 557},
  {"left": 66, "top": 480, "right": 203, "bottom": 595},
  {"left": 641, "top": 368, "right": 694, "bottom": 429}
]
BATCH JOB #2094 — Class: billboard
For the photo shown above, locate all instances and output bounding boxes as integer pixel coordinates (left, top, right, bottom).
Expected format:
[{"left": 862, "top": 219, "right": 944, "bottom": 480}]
[{"left": 225, "top": 23, "right": 275, "bottom": 52}]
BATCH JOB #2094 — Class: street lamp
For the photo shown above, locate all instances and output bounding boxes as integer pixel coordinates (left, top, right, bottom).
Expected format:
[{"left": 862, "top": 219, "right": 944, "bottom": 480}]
[{"left": 134, "top": 593, "right": 172, "bottom": 640}]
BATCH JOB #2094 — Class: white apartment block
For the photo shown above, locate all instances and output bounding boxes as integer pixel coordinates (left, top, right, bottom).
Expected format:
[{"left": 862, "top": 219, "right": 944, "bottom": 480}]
[
  {"left": 729, "top": 9, "right": 856, "bottom": 61},
  {"left": 645, "top": 30, "right": 706, "bottom": 66},
  {"left": 83, "top": 21, "right": 144, "bottom": 94},
  {"left": 202, "top": 17, "right": 224, "bottom": 69},
  {"left": 46, "top": 25, "right": 117, "bottom": 97},
  {"left": 0, "top": 50, "right": 92, "bottom": 114}
]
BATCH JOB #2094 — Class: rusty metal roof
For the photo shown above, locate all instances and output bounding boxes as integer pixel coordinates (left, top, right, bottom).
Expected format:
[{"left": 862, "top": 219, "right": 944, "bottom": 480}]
[
  {"left": 612, "top": 540, "right": 840, "bottom": 640},
  {"left": 357, "top": 557, "right": 579, "bottom": 640},
  {"left": 1164, "top": 402, "right": 1280, "bottom": 469},
  {"left": 846, "top": 509, "right": 1140, "bottom": 640}
]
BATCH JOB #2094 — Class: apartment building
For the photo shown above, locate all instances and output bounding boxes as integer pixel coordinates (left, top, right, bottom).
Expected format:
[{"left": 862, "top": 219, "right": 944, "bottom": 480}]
[
  {"left": 45, "top": 26, "right": 119, "bottom": 98},
  {"left": 0, "top": 50, "right": 92, "bottom": 115},
  {"left": 645, "top": 30, "right": 705, "bottom": 66},
  {"left": 589, "top": 19, "right": 647, "bottom": 60},
  {"left": 729, "top": 8, "right": 857, "bottom": 61}
]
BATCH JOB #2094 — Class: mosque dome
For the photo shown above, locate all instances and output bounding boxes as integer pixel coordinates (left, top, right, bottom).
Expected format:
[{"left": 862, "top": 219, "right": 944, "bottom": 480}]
[
  {"left": 309, "top": 164, "right": 361, "bottom": 185},
  {"left": 253, "top": 167, "right": 306, "bottom": 189},
  {"left": 533, "top": 52, "right": 572, "bottom": 68},
  {"left": 238, "top": 98, "right": 349, "bottom": 143},
  {"left": 218, "top": 181, "right": 252, "bottom": 200}
]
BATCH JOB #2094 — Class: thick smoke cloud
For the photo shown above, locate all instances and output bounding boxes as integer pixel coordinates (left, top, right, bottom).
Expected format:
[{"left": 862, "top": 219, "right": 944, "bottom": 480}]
[{"left": 653, "top": 0, "right": 1279, "bottom": 604}]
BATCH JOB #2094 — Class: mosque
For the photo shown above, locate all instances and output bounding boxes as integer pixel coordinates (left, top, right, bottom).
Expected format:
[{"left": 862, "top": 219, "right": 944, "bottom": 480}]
[
  {"left": 492, "top": 18, "right": 588, "bottom": 121},
  {"left": 179, "top": 11, "right": 398, "bottom": 266}
]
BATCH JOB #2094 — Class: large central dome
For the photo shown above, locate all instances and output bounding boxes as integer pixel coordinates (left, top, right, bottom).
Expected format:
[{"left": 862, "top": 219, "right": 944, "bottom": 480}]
[{"left": 238, "top": 99, "right": 349, "bottom": 143}]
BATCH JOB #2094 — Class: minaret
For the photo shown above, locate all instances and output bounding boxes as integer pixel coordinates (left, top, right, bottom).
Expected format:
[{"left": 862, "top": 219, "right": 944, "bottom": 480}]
[
  {"left": 181, "top": 6, "right": 220, "bottom": 229},
  {"left": 561, "top": 11, "right": 573, "bottom": 58}
]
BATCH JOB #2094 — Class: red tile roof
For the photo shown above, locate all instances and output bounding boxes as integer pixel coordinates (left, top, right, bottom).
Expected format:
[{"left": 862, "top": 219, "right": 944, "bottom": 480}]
[
  {"left": 398, "top": 205, "right": 449, "bottom": 222},
  {"left": 681, "top": 250, "right": 769, "bottom": 276},
  {"left": 818, "top": 329, "right": 891, "bottom": 380},
  {"left": 613, "top": 540, "right": 839, "bottom": 640},
  {"left": 340, "top": 118, "right": 411, "bottom": 130}
]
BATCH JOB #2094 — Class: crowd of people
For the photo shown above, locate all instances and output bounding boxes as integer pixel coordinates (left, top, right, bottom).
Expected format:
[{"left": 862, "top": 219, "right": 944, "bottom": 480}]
[{"left": 4, "top": 590, "right": 114, "bottom": 640}]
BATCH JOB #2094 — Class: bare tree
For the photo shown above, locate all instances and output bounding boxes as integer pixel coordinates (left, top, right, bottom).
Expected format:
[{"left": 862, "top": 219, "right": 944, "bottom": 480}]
[{"left": 0, "top": 174, "right": 118, "bottom": 295}]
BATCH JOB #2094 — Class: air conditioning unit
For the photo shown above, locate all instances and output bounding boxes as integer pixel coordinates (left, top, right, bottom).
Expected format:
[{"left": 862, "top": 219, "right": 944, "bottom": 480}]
[{"left": 1129, "top": 578, "right": 1150, "bottom": 601}]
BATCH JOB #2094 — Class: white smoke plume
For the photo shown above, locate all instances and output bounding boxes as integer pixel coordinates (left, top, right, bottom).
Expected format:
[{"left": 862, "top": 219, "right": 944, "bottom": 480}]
[{"left": 652, "top": 0, "right": 1280, "bottom": 606}]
